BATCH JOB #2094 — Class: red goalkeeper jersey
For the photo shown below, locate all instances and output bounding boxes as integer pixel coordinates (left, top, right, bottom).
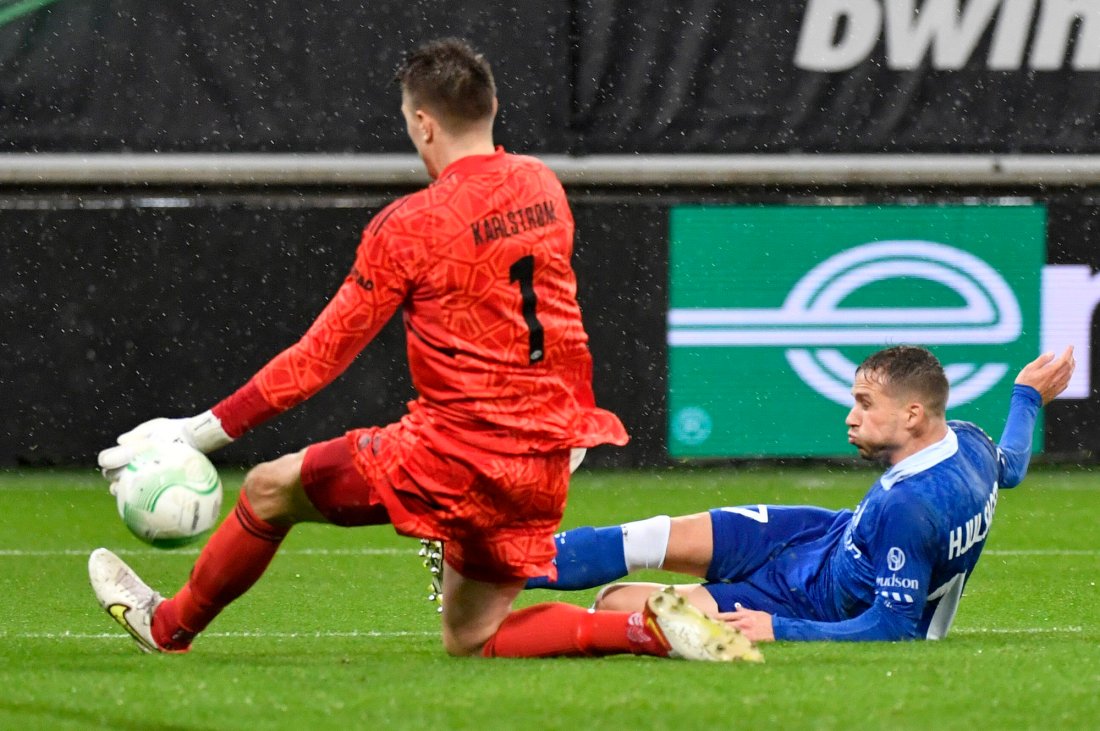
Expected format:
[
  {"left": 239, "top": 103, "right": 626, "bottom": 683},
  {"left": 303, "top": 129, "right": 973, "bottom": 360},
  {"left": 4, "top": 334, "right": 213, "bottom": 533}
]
[{"left": 213, "top": 148, "right": 627, "bottom": 454}]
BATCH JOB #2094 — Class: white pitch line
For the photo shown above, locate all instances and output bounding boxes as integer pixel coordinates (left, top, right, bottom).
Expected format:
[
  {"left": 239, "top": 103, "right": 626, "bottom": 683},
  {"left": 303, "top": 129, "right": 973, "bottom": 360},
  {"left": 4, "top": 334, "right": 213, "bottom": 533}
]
[
  {"left": 8, "top": 479, "right": 1100, "bottom": 492},
  {"left": 984, "top": 549, "right": 1099, "bottom": 556},
  {"left": 4, "top": 627, "right": 1083, "bottom": 641},
  {"left": 2, "top": 630, "right": 436, "bottom": 641},
  {"left": 0, "top": 547, "right": 417, "bottom": 557},
  {"left": 0, "top": 547, "right": 1095, "bottom": 558},
  {"left": 951, "top": 626, "right": 1083, "bottom": 635}
]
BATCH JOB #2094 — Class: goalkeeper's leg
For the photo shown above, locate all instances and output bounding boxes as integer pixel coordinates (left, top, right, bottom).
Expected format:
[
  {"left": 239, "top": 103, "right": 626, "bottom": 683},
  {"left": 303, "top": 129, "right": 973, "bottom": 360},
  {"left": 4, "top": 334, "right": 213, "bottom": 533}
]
[
  {"left": 150, "top": 449, "right": 323, "bottom": 651},
  {"left": 445, "top": 563, "right": 758, "bottom": 662},
  {"left": 439, "top": 563, "right": 671, "bottom": 658},
  {"left": 89, "top": 452, "right": 306, "bottom": 655}
]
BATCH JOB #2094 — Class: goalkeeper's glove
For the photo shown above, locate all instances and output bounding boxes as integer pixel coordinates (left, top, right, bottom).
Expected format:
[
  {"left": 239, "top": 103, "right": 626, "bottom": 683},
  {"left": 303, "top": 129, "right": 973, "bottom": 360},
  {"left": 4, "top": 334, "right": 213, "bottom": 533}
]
[{"left": 97, "top": 410, "right": 233, "bottom": 481}]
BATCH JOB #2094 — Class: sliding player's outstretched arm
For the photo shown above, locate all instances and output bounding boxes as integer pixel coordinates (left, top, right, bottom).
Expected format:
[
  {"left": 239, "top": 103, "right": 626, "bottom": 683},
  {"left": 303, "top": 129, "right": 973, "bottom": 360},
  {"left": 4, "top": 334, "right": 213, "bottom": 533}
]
[
  {"left": 998, "top": 346, "right": 1075, "bottom": 488},
  {"left": 726, "top": 594, "right": 924, "bottom": 643}
]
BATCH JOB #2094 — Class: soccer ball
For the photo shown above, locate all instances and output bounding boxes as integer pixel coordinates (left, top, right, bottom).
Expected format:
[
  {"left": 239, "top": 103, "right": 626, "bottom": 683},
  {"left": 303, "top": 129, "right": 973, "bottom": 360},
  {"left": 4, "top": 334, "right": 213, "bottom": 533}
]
[{"left": 111, "top": 442, "right": 223, "bottom": 548}]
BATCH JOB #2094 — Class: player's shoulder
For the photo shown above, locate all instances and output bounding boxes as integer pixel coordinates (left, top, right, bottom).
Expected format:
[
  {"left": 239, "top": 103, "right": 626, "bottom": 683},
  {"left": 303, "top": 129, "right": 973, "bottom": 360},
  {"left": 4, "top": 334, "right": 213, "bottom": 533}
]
[
  {"left": 880, "top": 475, "right": 938, "bottom": 505},
  {"left": 472, "top": 151, "right": 563, "bottom": 190},
  {"left": 948, "top": 419, "right": 992, "bottom": 440},
  {"left": 364, "top": 193, "right": 418, "bottom": 237},
  {"left": 504, "top": 151, "right": 554, "bottom": 172},
  {"left": 947, "top": 420, "right": 998, "bottom": 457},
  {"left": 516, "top": 153, "right": 566, "bottom": 186},
  {"left": 874, "top": 477, "right": 943, "bottom": 534}
]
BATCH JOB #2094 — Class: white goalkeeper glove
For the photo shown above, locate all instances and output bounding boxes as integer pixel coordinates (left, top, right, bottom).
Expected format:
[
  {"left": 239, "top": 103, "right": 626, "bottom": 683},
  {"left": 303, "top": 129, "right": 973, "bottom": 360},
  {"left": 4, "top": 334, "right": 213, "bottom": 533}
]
[{"left": 97, "top": 410, "right": 233, "bottom": 481}]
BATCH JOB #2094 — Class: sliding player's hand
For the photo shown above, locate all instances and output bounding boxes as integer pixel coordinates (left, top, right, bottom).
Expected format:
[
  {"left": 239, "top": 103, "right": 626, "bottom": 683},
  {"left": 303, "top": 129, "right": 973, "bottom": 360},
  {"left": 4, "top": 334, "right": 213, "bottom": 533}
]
[
  {"left": 1015, "top": 346, "right": 1075, "bottom": 404},
  {"left": 716, "top": 607, "right": 775, "bottom": 643}
]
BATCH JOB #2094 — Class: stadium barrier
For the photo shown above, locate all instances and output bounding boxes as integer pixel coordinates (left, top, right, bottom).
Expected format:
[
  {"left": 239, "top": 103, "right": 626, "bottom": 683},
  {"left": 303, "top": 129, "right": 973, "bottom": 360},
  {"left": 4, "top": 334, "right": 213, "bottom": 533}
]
[{"left": 4, "top": 154, "right": 1100, "bottom": 186}]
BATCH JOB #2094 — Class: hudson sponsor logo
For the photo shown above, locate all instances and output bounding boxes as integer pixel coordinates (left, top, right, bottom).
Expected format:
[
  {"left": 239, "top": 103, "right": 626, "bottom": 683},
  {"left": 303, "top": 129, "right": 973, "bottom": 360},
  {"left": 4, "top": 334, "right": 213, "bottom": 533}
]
[
  {"left": 796, "top": 0, "right": 1100, "bottom": 72},
  {"left": 876, "top": 575, "right": 919, "bottom": 590},
  {"left": 887, "top": 547, "right": 906, "bottom": 572}
]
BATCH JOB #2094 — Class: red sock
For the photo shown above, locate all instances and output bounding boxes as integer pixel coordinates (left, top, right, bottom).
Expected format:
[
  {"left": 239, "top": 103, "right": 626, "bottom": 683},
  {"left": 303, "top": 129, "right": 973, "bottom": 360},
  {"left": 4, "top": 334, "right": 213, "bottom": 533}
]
[
  {"left": 152, "top": 493, "right": 288, "bottom": 651},
  {"left": 481, "top": 602, "right": 670, "bottom": 658}
]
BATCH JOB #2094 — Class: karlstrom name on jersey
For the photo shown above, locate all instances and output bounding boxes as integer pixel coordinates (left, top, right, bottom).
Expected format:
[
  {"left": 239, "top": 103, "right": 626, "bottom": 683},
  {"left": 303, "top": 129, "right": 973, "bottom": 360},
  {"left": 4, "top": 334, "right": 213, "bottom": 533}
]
[{"left": 471, "top": 201, "right": 557, "bottom": 246}]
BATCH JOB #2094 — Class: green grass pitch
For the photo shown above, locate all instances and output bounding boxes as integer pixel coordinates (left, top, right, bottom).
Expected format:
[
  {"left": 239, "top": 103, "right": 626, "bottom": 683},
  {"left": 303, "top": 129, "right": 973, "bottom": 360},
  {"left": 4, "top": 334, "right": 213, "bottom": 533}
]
[{"left": 1, "top": 465, "right": 1097, "bottom": 729}]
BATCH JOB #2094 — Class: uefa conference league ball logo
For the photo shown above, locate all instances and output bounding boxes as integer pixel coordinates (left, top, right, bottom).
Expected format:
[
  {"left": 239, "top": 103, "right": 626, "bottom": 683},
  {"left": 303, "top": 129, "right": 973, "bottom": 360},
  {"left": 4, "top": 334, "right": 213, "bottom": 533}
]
[{"left": 669, "top": 240, "right": 1020, "bottom": 408}]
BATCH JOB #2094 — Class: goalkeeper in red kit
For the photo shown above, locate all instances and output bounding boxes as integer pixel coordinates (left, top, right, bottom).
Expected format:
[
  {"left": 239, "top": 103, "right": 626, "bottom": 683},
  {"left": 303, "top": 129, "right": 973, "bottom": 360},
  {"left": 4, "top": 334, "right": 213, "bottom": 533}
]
[{"left": 89, "top": 38, "right": 760, "bottom": 662}]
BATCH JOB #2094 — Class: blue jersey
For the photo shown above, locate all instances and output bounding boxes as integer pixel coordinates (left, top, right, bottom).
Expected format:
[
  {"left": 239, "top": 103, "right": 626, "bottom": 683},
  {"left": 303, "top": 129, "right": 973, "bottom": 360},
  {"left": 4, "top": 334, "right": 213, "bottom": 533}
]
[
  {"left": 757, "top": 386, "right": 1041, "bottom": 641},
  {"left": 528, "top": 385, "right": 1043, "bottom": 640}
]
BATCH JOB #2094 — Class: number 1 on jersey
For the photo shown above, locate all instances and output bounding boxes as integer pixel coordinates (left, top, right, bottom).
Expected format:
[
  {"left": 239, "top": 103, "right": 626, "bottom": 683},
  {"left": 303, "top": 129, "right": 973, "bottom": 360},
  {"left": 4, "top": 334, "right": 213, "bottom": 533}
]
[{"left": 509, "top": 254, "right": 545, "bottom": 364}]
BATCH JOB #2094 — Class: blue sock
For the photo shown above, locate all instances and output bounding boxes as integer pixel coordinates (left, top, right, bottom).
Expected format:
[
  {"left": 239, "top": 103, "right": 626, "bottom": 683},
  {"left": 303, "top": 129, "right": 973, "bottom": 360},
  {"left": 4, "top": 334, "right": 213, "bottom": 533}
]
[{"left": 525, "top": 525, "right": 628, "bottom": 590}]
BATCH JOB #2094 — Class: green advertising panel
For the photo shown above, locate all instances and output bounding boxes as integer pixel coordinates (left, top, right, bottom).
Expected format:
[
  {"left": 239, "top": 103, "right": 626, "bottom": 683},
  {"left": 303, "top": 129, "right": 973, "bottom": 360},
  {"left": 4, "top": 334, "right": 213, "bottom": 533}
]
[{"left": 668, "top": 205, "right": 1046, "bottom": 458}]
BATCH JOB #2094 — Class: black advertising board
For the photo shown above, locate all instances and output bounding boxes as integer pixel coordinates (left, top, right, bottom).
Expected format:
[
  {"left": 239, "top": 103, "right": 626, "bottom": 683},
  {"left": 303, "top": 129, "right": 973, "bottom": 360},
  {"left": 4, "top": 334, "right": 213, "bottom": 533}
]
[
  {"left": 6, "top": 188, "right": 1100, "bottom": 468},
  {"left": 3, "top": 0, "right": 1099, "bottom": 154},
  {"left": 0, "top": 1, "right": 571, "bottom": 153}
]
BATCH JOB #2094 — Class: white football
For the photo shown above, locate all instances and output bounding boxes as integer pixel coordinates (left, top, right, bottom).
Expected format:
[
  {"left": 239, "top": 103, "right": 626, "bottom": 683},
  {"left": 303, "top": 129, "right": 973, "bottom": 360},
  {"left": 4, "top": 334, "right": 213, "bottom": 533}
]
[{"left": 112, "top": 442, "right": 223, "bottom": 548}]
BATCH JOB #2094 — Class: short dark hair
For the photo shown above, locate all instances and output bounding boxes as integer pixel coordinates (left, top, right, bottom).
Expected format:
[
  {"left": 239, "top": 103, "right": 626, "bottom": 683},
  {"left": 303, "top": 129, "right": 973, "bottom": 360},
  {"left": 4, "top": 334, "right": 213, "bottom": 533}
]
[
  {"left": 396, "top": 38, "right": 496, "bottom": 132},
  {"left": 856, "top": 345, "right": 949, "bottom": 417}
]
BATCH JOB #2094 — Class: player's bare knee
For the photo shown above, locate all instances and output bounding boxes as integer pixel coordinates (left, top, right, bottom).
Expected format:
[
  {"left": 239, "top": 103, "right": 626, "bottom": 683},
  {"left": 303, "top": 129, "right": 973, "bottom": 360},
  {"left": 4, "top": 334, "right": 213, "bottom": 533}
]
[
  {"left": 440, "top": 629, "right": 483, "bottom": 657},
  {"left": 442, "top": 638, "right": 478, "bottom": 657},
  {"left": 242, "top": 455, "right": 301, "bottom": 522},
  {"left": 242, "top": 465, "right": 285, "bottom": 520},
  {"left": 439, "top": 611, "right": 501, "bottom": 657}
]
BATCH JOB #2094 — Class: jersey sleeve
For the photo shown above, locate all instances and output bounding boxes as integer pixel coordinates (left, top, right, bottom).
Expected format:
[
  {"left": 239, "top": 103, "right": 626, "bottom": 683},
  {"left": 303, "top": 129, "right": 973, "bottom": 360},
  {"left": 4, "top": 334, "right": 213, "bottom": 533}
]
[
  {"left": 772, "top": 494, "right": 937, "bottom": 642},
  {"left": 211, "top": 210, "right": 417, "bottom": 437},
  {"left": 995, "top": 384, "right": 1042, "bottom": 489}
]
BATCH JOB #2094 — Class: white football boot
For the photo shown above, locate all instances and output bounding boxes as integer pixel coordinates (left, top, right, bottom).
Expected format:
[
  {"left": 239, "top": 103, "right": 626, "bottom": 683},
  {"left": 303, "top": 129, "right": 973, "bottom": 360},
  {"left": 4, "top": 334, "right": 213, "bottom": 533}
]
[
  {"left": 88, "top": 547, "right": 168, "bottom": 654},
  {"left": 644, "top": 586, "right": 764, "bottom": 662}
]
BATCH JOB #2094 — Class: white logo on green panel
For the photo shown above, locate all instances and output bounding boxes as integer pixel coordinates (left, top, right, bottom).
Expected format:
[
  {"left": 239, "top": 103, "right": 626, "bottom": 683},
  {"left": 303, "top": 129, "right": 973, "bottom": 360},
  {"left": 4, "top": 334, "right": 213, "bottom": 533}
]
[
  {"left": 669, "top": 241, "right": 1019, "bottom": 407},
  {"left": 672, "top": 406, "right": 713, "bottom": 445}
]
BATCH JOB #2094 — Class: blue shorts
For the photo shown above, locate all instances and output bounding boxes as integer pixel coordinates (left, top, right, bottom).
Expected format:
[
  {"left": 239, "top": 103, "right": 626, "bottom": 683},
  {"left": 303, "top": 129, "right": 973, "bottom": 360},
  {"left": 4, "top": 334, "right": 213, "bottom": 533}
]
[{"left": 702, "top": 505, "right": 849, "bottom": 616}]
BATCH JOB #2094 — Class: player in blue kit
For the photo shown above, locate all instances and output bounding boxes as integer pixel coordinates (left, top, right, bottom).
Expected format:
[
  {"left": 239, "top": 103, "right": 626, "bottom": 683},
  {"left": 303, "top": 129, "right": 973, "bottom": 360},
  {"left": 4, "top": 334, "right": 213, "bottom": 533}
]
[{"left": 527, "top": 345, "right": 1076, "bottom": 642}]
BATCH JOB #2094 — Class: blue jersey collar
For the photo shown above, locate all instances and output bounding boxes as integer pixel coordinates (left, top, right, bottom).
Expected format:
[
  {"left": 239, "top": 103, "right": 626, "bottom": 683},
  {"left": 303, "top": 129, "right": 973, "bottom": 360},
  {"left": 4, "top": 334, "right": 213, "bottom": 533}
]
[{"left": 880, "top": 428, "right": 958, "bottom": 490}]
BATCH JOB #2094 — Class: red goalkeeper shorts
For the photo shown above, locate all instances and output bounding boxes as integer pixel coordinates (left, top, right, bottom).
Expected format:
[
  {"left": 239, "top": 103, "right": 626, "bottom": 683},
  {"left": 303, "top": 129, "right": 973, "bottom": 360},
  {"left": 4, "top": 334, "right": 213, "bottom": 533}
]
[{"left": 300, "top": 412, "right": 570, "bottom": 583}]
